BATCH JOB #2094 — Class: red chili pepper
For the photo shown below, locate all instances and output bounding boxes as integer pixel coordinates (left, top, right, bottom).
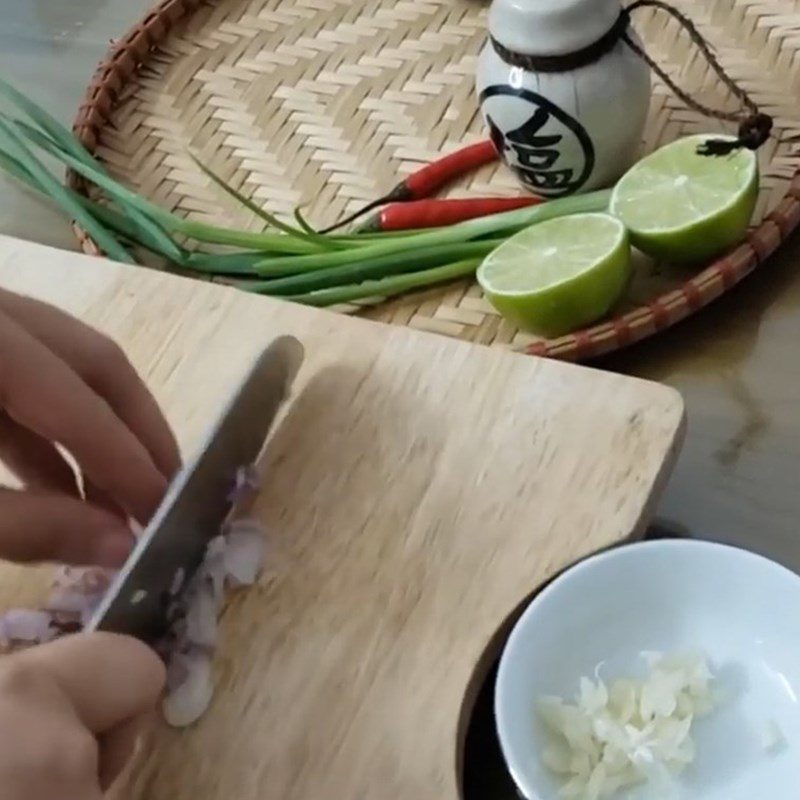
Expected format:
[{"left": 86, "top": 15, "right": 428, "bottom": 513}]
[
  {"left": 402, "top": 140, "right": 498, "bottom": 200},
  {"left": 320, "top": 140, "right": 499, "bottom": 233},
  {"left": 357, "top": 196, "right": 543, "bottom": 233}
]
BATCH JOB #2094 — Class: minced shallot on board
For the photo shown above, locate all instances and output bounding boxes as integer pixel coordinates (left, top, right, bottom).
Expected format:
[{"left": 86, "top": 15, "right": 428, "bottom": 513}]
[{"left": 0, "top": 466, "right": 266, "bottom": 728}]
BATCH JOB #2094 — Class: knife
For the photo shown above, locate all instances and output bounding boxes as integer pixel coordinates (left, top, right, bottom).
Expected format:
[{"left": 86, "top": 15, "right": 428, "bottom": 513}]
[{"left": 87, "top": 336, "right": 304, "bottom": 644}]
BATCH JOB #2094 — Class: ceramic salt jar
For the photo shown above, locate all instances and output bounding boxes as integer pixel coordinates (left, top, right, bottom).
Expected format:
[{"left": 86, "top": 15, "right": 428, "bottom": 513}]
[{"left": 476, "top": 0, "right": 651, "bottom": 198}]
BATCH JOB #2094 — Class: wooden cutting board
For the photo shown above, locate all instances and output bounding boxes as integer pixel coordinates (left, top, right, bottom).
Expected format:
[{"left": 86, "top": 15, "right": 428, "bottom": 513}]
[{"left": 0, "top": 235, "right": 684, "bottom": 800}]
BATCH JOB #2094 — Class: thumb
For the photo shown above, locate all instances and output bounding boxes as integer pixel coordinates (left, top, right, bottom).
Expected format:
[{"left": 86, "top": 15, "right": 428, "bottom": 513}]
[
  {"left": 18, "top": 632, "right": 165, "bottom": 734},
  {"left": 100, "top": 711, "right": 156, "bottom": 793}
]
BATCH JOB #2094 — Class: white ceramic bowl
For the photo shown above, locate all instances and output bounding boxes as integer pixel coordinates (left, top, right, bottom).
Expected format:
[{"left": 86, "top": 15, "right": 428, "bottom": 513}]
[{"left": 495, "top": 539, "right": 800, "bottom": 800}]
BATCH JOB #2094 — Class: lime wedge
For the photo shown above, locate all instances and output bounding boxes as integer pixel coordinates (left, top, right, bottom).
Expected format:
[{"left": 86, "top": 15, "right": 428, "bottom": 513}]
[
  {"left": 610, "top": 134, "right": 758, "bottom": 263},
  {"left": 477, "top": 213, "right": 631, "bottom": 337}
]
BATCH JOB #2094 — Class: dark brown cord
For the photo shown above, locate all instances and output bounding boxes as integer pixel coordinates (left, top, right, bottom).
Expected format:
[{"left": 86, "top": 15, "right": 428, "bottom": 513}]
[
  {"left": 491, "top": 12, "right": 630, "bottom": 73},
  {"left": 623, "top": 0, "right": 771, "bottom": 154},
  {"left": 490, "top": 0, "right": 772, "bottom": 155},
  {"left": 624, "top": 1, "right": 755, "bottom": 120}
]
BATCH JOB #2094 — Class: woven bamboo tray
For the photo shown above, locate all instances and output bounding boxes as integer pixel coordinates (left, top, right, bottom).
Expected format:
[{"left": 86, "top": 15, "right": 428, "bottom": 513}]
[{"left": 71, "top": 0, "right": 800, "bottom": 361}]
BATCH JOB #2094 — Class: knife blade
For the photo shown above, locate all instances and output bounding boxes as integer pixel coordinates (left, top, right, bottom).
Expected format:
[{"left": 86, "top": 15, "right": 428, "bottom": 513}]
[{"left": 87, "top": 336, "right": 304, "bottom": 644}]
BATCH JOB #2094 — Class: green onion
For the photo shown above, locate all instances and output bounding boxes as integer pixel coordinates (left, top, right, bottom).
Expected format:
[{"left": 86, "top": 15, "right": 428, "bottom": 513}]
[
  {"left": 0, "top": 102, "right": 183, "bottom": 264},
  {"left": 0, "top": 117, "right": 133, "bottom": 262},
  {"left": 183, "top": 250, "right": 271, "bottom": 275},
  {"left": 80, "top": 198, "right": 189, "bottom": 265},
  {"left": 0, "top": 146, "right": 48, "bottom": 194},
  {"left": 0, "top": 81, "right": 618, "bottom": 307},
  {"left": 0, "top": 144, "right": 188, "bottom": 264},
  {"left": 0, "top": 78, "right": 99, "bottom": 165},
  {"left": 293, "top": 207, "right": 317, "bottom": 235},
  {"left": 5, "top": 123, "right": 321, "bottom": 255},
  {"left": 253, "top": 191, "right": 611, "bottom": 276},
  {"left": 177, "top": 218, "right": 321, "bottom": 253},
  {"left": 189, "top": 153, "right": 346, "bottom": 250},
  {"left": 285, "top": 259, "right": 481, "bottom": 306},
  {"left": 238, "top": 241, "right": 500, "bottom": 294}
]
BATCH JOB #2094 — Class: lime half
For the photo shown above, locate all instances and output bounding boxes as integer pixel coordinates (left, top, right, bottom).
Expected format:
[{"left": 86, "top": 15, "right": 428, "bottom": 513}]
[
  {"left": 477, "top": 212, "right": 631, "bottom": 337},
  {"left": 610, "top": 134, "right": 758, "bottom": 263}
]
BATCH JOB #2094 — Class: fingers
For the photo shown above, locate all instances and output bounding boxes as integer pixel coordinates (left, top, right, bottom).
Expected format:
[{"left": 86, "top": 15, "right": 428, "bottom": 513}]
[
  {"left": 0, "top": 290, "right": 180, "bottom": 479},
  {"left": 0, "top": 413, "right": 126, "bottom": 523},
  {"left": 19, "top": 632, "right": 165, "bottom": 734},
  {"left": 82, "top": 482, "right": 127, "bottom": 521},
  {"left": 0, "top": 488, "right": 133, "bottom": 568},
  {"left": 0, "top": 636, "right": 162, "bottom": 800},
  {"left": 99, "top": 712, "right": 154, "bottom": 792},
  {"left": 0, "top": 655, "right": 105, "bottom": 800},
  {"left": 0, "top": 311, "right": 167, "bottom": 522},
  {"left": 0, "top": 412, "right": 80, "bottom": 495}
]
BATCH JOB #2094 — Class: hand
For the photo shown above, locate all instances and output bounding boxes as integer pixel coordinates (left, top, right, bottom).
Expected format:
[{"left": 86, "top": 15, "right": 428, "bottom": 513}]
[
  {"left": 0, "top": 632, "right": 165, "bottom": 799},
  {"left": 0, "top": 289, "right": 180, "bottom": 568}
]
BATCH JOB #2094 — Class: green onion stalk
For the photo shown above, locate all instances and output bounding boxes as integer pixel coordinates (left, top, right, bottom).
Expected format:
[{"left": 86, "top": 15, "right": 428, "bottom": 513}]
[
  {"left": 0, "top": 79, "right": 612, "bottom": 305},
  {"left": 286, "top": 259, "right": 483, "bottom": 307}
]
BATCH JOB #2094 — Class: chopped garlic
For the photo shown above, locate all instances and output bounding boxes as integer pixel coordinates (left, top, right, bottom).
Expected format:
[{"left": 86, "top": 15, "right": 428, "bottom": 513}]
[{"left": 538, "top": 652, "right": 717, "bottom": 799}]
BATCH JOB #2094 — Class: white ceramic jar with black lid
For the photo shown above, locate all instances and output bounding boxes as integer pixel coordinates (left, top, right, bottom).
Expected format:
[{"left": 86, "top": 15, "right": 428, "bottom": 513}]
[{"left": 476, "top": 0, "right": 651, "bottom": 197}]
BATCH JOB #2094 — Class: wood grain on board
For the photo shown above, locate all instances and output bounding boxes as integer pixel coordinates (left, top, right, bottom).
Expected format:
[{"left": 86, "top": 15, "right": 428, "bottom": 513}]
[{"left": 0, "top": 235, "right": 684, "bottom": 799}]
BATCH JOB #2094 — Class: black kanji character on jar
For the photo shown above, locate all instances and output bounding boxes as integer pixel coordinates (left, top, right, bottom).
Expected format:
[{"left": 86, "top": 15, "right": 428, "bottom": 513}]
[
  {"left": 489, "top": 109, "right": 577, "bottom": 194},
  {"left": 481, "top": 85, "right": 596, "bottom": 198}
]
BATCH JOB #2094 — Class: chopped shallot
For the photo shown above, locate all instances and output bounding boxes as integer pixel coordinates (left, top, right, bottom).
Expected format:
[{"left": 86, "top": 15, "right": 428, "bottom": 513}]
[
  {"left": 0, "top": 465, "right": 268, "bottom": 729},
  {"left": 0, "top": 566, "right": 114, "bottom": 646},
  {"left": 223, "top": 518, "right": 267, "bottom": 586},
  {"left": 227, "top": 464, "right": 262, "bottom": 505},
  {"left": 183, "top": 577, "right": 220, "bottom": 648},
  {"left": 162, "top": 647, "right": 214, "bottom": 728},
  {"left": 0, "top": 609, "right": 56, "bottom": 646},
  {"left": 169, "top": 567, "right": 186, "bottom": 597},
  {"left": 156, "top": 517, "right": 266, "bottom": 727},
  {"left": 538, "top": 652, "right": 717, "bottom": 800}
]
